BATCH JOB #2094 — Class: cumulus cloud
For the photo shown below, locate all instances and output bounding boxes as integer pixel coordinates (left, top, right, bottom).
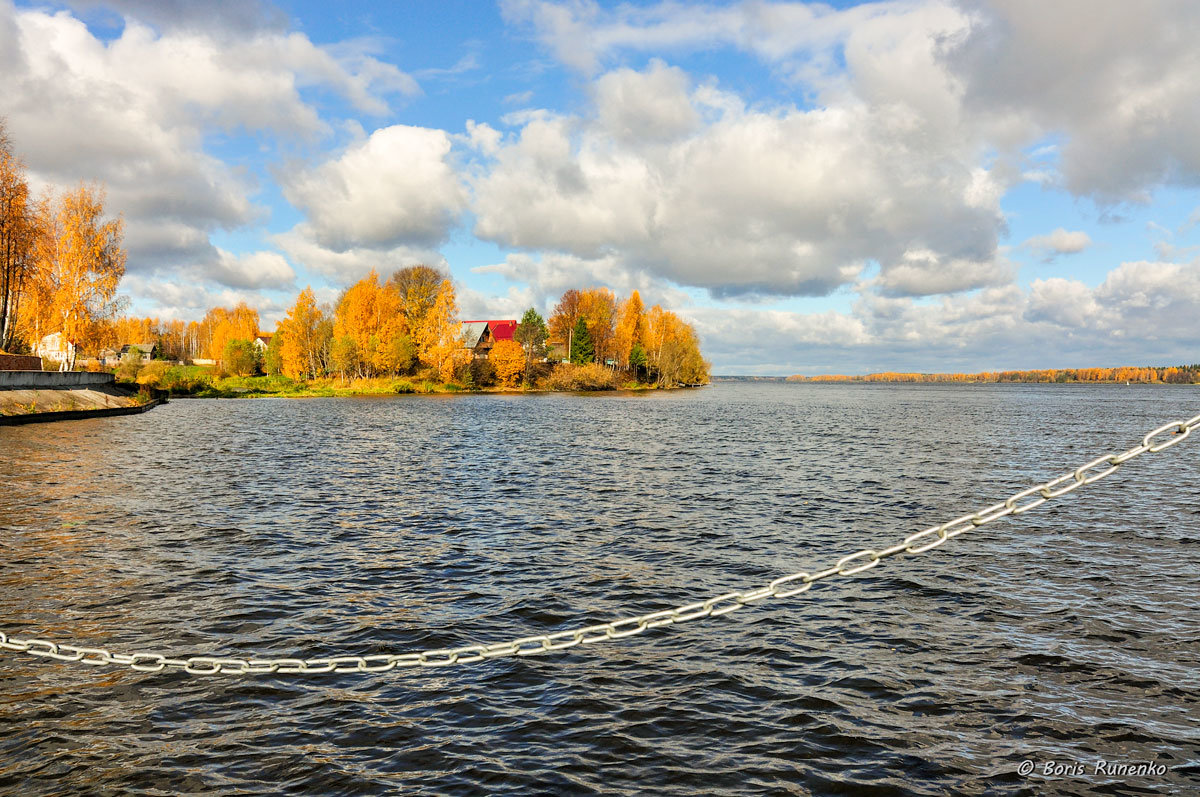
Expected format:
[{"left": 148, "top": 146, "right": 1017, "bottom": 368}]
[
  {"left": 474, "top": 251, "right": 692, "bottom": 312},
  {"left": 509, "top": 0, "right": 1200, "bottom": 207},
  {"left": 273, "top": 225, "right": 448, "bottom": 284},
  {"left": 118, "top": 272, "right": 294, "bottom": 327},
  {"left": 280, "top": 125, "right": 468, "bottom": 252},
  {"left": 592, "top": 59, "right": 698, "bottom": 144},
  {"left": 63, "top": 0, "right": 288, "bottom": 34},
  {"left": 209, "top": 249, "right": 296, "bottom": 290},
  {"left": 948, "top": 0, "right": 1200, "bottom": 202},
  {"left": 0, "top": 3, "right": 420, "bottom": 274},
  {"left": 1023, "top": 228, "right": 1092, "bottom": 260},
  {"left": 703, "top": 258, "right": 1200, "bottom": 374},
  {"left": 472, "top": 57, "right": 1007, "bottom": 299}
]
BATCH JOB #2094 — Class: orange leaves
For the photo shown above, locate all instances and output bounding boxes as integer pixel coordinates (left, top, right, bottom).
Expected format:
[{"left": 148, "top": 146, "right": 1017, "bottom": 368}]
[
  {"left": 577, "top": 287, "right": 616, "bottom": 363},
  {"left": 613, "top": 290, "right": 646, "bottom": 367},
  {"left": 206, "top": 302, "right": 260, "bottom": 362},
  {"left": 490, "top": 339, "right": 525, "bottom": 387},
  {"left": 333, "top": 269, "right": 407, "bottom": 378},
  {"left": 279, "top": 287, "right": 322, "bottom": 380},
  {"left": 27, "top": 183, "right": 125, "bottom": 368},
  {"left": 419, "top": 279, "right": 469, "bottom": 381}
]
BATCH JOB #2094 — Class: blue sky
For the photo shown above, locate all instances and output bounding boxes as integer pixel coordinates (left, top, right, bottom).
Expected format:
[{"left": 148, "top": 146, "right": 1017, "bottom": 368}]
[{"left": 3, "top": 0, "right": 1199, "bottom": 374}]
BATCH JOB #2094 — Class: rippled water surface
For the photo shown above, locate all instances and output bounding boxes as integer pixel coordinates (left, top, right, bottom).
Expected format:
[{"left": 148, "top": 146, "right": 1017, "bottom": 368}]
[{"left": 1, "top": 383, "right": 1198, "bottom": 795}]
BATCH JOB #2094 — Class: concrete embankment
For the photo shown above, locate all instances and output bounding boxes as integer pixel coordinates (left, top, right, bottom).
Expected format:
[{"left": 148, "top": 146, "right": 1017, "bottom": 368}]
[{"left": 0, "top": 371, "right": 160, "bottom": 424}]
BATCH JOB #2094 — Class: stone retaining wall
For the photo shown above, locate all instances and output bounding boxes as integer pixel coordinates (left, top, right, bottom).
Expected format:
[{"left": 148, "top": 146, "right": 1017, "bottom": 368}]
[{"left": 0, "top": 371, "right": 115, "bottom": 389}]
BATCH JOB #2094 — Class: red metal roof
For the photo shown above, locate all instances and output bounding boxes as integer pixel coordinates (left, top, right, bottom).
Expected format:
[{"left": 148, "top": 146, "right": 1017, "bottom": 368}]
[{"left": 463, "top": 320, "right": 517, "bottom": 341}]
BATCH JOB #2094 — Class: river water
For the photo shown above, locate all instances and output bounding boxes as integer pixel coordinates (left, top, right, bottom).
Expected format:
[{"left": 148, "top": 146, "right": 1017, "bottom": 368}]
[{"left": 1, "top": 383, "right": 1198, "bottom": 795}]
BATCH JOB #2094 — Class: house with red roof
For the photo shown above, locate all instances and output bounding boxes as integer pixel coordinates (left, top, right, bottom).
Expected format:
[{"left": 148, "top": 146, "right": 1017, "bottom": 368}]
[{"left": 461, "top": 319, "right": 518, "bottom": 359}]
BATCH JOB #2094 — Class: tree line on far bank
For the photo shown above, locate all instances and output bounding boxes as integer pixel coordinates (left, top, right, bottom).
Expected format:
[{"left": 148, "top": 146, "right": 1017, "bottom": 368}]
[
  {"left": 248, "top": 271, "right": 708, "bottom": 389},
  {"left": 103, "top": 268, "right": 711, "bottom": 391},
  {"left": 788, "top": 366, "right": 1200, "bottom": 384}
]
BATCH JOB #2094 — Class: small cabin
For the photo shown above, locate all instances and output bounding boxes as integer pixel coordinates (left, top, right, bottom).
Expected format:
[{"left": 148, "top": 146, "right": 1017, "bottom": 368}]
[{"left": 461, "top": 319, "right": 517, "bottom": 359}]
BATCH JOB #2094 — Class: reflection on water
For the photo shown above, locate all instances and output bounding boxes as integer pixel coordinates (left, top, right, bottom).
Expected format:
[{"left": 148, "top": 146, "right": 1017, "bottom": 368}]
[{"left": 1, "top": 384, "right": 1198, "bottom": 795}]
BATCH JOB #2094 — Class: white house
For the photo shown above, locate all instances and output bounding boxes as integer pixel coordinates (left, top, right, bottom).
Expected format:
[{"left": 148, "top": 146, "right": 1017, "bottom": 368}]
[{"left": 35, "top": 332, "right": 71, "bottom": 364}]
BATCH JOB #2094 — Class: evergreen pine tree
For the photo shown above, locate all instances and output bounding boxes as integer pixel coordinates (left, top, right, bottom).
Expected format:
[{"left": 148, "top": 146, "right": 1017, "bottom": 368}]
[{"left": 570, "top": 316, "right": 593, "bottom": 365}]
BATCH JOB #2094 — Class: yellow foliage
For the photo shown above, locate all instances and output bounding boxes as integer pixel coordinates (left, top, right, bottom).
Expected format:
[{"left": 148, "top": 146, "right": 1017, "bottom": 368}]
[
  {"left": 490, "top": 339, "right": 525, "bottom": 386},
  {"left": 279, "top": 287, "right": 322, "bottom": 380},
  {"left": 27, "top": 183, "right": 125, "bottom": 368}
]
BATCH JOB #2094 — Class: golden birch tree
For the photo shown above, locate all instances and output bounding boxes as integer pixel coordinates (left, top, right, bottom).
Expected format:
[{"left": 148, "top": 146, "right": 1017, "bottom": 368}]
[
  {"left": 0, "top": 133, "right": 38, "bottom": 352},
  {"left": 30, "top": 184, "right": 126, "bottom": 369},
  {"left": 279, "top": 286, "right": 323, "bottom": 380},
  {"left": 613, "top": 289, "right": 646, "bottom": 368},
  {"left": 417, "top": 278, "right": 468, "bottom": 381}
]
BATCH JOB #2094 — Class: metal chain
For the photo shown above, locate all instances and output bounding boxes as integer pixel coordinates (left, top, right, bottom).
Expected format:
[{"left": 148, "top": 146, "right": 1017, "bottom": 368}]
[{"left": 3, "top": 413, "right": 1197, "bottom": 676}]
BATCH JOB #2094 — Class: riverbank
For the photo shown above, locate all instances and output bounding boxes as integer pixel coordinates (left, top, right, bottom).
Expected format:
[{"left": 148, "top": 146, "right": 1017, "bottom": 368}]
[
  {"left": 119, "top": 365, "right": 689, "bottom": 400},
  {"left": 0, "top": 371, "right": 158, "bottom": 422}
]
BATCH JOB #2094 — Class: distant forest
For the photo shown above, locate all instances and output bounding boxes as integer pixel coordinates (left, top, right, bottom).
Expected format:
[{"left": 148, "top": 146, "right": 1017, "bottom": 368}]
[{"left": 787, "top": 366, "right": 1200, "bottom": 384}]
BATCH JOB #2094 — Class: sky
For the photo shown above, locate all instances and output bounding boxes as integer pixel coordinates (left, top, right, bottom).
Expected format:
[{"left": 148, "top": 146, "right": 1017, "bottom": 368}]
[{"left": 2, "top": 0, "right": 1199, "bottom": 375}]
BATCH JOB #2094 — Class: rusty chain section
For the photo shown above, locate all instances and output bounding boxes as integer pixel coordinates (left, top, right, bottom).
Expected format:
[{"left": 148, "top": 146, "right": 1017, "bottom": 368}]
[{"left": 2, "top": 413, "right": 1197, "bottom": 676}]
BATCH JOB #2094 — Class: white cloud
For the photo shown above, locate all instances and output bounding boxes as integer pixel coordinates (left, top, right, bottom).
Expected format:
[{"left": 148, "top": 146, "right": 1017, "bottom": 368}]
[
  {"left": 1023, "top": 228, "right": 1093, "bottom": 260},
  {"left": 949, "top": 0, "right": 1200, "bottom": 202},
  {"left": 693, "top": 257, "right": 1200, "bottom": 374},
  {"left": 472, "top": 59, "right": 1007, "bottom": 299},
  {"left": 280, "top": 124, "right": 468, "bottom": 251},
  {"left": 474, "top": 251, "right": 692, "bottom": 312},
  {"left": 593, "top": 59, "right": 698, "bottom": 144},
  {"left": 210, "top": 249, "right": 296, "bottom": 290},
  {"left": 0, "top": 3, "right": 420, "bottom": 275},
  {"left": 1026, "top": 277, "right": 1101, "bottom": 328},
  {"left": 273, "top": 225, "right": 448, "bottom": 284},
  {"left": 508, "top": 0, "right": 1200, "bottom": 207},
  {"left": 118, "top": 272, "right": 293, "bottom": 327}
]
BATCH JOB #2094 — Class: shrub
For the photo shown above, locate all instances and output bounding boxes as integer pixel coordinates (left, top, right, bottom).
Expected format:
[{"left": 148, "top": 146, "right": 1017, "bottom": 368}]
[
  {"left": 544, "top": 362, "right": 621, "bottom": 391},
  {"left": 137, "top": 360, "right": 169, "bottom": 388},
  {"left": 391, "top": 380, "right": 415, "bottom": 394},
  {"left": 116, "top": 355, "right": 142, "bottom": 383}
]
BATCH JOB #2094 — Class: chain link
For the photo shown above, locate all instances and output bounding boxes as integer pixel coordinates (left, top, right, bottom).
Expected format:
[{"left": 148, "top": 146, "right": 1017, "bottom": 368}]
[{"left": 3, "top": 412, "right": 1197, "bottom": 676}]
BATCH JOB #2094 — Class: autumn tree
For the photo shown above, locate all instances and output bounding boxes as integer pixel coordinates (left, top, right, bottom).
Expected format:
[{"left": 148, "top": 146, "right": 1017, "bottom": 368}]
[
  {"left": 330, "top": 335, "right": 358, "bottom": 381},
  {"left": 207, "top": 303, "right": 259, "bottom": 362},
  {"left": 643, "top": 305, "right": 709, "bottom": 386},
  {"left": 613, "top": 290, "right": 646, "bottom": 368},
  {"left": 548, "top": 289, "right": 583, "bottom": 346},
  {"left": 279, "top": 287, "right": 324, "bottom": 380},
  {"left": 569, "top": 316, "right": 593, "bottom": 365},
  {"left": 222, "top": 338, "right": 260, "bottom": 376},
  {"left": 514, "top": 307, "right": 548, "bottom": 380},
  {"left": 490, "top": 339, "right": 525, "bottom": 387},
  {"left": 391, "top": 264, "right": 444, "bottom": 342},
  {"left": 334, "top": 269, "right": 406, "bottom": 378},
  {"left": 0, "top": 126, "right": 38, "bottom": 352},
  {"left": 577, "top": 287, "right": 616, "bottom": 365},
  {"left": 416, "top": 278, "right": 469, "bottom": 381},
  {"left": 28, "top": 183, "right": 126, "bottom": 369}
]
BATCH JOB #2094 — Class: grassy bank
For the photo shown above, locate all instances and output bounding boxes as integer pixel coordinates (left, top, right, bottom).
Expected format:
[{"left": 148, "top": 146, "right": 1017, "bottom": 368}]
[{"left": 118, "top": 363, "right": 668, "bottom": 399}]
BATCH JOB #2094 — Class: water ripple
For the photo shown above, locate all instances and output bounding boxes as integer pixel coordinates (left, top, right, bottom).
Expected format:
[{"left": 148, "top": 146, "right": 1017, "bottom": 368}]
[{"left": 1, "top": 383, "right": 1197, "bottom": 794}]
